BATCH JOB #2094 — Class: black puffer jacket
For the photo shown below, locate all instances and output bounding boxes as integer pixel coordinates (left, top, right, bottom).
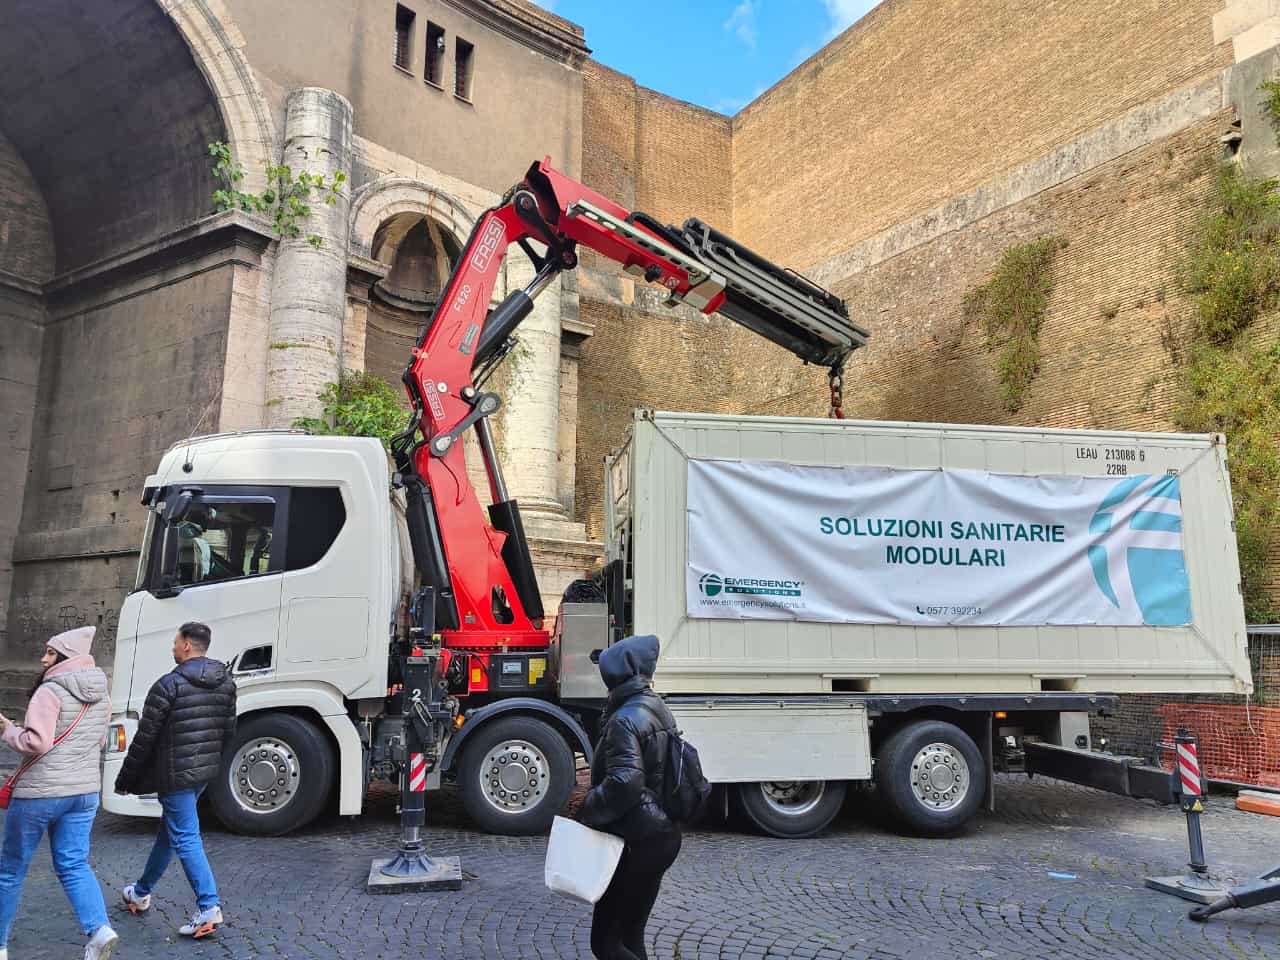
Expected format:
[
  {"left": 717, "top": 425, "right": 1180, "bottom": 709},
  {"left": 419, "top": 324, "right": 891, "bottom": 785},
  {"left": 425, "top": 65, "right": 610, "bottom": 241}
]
[
  {"left": 580, "top": 635, "right": 679, "bottom": 840},
  {"left": 116, "top": 657, "right": 237, "bottom": 795}
]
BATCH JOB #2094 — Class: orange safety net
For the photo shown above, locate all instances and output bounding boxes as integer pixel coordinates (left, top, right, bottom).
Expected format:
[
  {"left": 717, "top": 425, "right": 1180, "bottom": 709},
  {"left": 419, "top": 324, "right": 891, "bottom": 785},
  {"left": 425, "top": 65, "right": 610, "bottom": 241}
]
[{"left": 1157, "top": 704, "right": 1280, "bottom": 789}]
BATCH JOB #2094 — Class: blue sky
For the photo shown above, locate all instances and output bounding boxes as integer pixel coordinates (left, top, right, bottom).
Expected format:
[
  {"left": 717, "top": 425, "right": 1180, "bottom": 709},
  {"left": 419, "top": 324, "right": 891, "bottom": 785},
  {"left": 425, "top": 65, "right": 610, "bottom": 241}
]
[{"left": 535, "top": 1, "right": 884, "bottom": 115}]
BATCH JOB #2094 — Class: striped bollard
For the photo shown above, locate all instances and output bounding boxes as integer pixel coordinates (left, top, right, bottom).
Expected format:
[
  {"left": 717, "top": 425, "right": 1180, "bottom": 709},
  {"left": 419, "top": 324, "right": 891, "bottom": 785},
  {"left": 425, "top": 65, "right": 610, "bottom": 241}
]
[
  {"left": 1145, "top": 728, "right": 1229, "bottom": 904},
  {"left": 367, "top": 636, "right": 462, "bottom": 893}
]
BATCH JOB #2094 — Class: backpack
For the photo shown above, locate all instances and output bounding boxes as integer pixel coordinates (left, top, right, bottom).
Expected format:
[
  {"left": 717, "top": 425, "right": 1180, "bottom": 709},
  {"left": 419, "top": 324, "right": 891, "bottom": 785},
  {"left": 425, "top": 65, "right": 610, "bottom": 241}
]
[{"left": 661, "top": 727, "right": 711, "bottom": 823}]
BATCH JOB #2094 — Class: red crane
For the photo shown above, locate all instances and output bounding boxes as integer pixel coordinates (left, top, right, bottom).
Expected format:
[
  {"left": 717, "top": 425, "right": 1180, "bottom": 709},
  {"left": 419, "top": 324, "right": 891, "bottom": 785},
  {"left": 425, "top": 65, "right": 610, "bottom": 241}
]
[{"left": 390, "top": 158, "right": 868, "bottom": 691}]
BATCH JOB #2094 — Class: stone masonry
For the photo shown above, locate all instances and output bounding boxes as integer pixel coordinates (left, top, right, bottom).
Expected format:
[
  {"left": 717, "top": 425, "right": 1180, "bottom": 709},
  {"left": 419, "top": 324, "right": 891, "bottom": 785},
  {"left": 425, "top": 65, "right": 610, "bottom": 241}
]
[{"left": 2, "top": 0, "right": 1279, "bottom": 688}]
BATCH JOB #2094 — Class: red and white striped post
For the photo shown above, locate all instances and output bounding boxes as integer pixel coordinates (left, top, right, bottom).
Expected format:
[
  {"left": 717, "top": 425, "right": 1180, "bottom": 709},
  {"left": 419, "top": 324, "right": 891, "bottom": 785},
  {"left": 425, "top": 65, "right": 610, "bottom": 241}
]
[
  {"left": 1145, "top": 727, "right": 1228, "bottom": 904},
  {"left": 408, "top": 753, "right": 428, "bottom": 793},
  {"left": 1176, "top": 728, "right": 1209, "bottom": 877},
  {"left": 1177, "top": 734, "right": 1203, "bottom": 799}
]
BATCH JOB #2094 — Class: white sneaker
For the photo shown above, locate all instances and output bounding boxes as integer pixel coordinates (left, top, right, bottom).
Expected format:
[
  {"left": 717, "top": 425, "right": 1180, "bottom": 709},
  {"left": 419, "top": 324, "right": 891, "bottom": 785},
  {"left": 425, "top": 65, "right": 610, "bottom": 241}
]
[
  {"left": 84, "top": 924, "right": 119, "bottom": 960},
  {"left": 121, "top": 883, "right": 151, "bottom": 914},
  {"left": 178, "top": 905, "right": 223, "bottom": 938}
]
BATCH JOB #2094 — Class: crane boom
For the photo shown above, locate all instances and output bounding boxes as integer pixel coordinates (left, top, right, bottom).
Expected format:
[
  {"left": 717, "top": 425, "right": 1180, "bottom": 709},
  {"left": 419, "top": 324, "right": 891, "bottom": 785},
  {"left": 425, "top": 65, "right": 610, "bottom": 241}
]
[{"left": 390, "top": 158, "right": 868, "bottom": 675}]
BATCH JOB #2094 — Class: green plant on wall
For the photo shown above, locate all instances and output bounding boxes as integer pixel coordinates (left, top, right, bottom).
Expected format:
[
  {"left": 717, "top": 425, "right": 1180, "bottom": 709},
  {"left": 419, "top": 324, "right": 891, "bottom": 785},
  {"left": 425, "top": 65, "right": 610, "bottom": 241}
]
[
  {"left": 208, "top": 141, "right": 346, "bottom": 249},
  {"left": 963, "top": 235, "right": 1066, "bottom": 413},
  {"left": 292, "top": 371, "right": 407, "bottom": 452},
  {"left": 1176, "top": 163, "right": 1280, "bottom": 623}
]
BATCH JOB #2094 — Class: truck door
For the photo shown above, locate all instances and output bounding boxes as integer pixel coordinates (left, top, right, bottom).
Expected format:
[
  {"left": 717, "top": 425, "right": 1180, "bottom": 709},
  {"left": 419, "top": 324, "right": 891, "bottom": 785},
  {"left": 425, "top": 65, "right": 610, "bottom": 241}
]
[
  {"left": 131, "top": 487, "right": 285, "bottom": 704},
  {"left": 275, "top": 485, "right": 370, "bottom": 692}
]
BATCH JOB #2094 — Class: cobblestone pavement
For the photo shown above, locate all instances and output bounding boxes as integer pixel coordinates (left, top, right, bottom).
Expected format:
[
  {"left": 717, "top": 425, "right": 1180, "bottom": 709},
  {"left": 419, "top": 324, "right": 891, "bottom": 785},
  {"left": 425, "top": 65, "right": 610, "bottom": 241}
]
[{"left": 5, "top": 775, "right": 1280, "bottom": 959}]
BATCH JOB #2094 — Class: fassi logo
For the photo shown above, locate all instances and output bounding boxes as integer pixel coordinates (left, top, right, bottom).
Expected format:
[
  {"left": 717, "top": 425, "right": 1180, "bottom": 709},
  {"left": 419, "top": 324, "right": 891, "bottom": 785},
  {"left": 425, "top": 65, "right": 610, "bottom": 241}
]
[{"left": 470, "top": 219, "right": 505, "bottom": 273}]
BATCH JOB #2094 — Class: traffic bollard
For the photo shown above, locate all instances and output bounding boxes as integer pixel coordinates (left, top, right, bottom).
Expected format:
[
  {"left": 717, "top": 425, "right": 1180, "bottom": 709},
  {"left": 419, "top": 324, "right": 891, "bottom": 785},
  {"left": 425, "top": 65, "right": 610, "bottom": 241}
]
[{"left": 1145, "top": 728, "right": 1230, "bottom": 905}]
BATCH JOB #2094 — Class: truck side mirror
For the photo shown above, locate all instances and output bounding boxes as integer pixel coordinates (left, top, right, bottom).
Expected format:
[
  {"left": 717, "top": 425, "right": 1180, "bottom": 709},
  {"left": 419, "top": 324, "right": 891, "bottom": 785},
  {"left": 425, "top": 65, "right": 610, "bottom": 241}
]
[
  {"left": 151, "top": 523, "right": 184, "bottom": 599},
  {"left": 162, "top": 487, "right": 200, "bottom": 524}
]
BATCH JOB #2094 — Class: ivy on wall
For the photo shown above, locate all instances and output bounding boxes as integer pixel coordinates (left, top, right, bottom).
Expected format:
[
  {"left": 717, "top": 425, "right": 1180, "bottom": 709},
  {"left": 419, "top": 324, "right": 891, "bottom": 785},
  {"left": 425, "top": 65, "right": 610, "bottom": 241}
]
[
  {"left": 208, "top": 141, "right": 346, "bottom": 249},
  {"left": 1175, "top": 157, "right": 1280, "bottom": 623},
  {"left": 963, "top": 235, "right": 1066, "bottom": 413},
  {"left": 292, "top": 371, "right": 407, "bottom": 452}
]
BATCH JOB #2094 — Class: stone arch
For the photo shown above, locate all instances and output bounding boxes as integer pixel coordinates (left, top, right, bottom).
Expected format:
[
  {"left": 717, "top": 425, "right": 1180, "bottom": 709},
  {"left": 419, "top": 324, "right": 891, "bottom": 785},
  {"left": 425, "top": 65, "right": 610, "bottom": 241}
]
[
  {"left": 349, "top": 178, "right": 477, "bottom": 260},
  {"left": 360, "top": 211, "right": 466, "bottom": 392},
  {"left": 160, "top": 0, "right": 279, "bottom": 191},
  {"left": 0, "top": 0, "right": 280, "bottom": 667}
]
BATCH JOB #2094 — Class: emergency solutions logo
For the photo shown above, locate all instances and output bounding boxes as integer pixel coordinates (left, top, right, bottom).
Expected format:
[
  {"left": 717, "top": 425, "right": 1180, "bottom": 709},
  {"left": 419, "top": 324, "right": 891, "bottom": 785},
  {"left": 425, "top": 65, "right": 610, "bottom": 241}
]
[
  {"left": 1086, "top": 474, "right": 1191, "bottom": 626},
  {"left": 697, "top": 572, "right": 805, "bottom": 611}
]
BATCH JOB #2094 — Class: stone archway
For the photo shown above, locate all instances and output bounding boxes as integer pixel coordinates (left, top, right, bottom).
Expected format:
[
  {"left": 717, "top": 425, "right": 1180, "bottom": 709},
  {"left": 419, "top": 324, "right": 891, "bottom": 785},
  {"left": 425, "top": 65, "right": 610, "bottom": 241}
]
[
  {"left": 349, "top": 178, "right": 477, "bottom": 261},
  {"left": 0, "top": 0, "right": 278, "bottom": 672},
  {"left": 363, "top": 214, "right": 464, "bottom": 391},
  {"left": 344, "top": 177, "right": 477, "bottom": 382},
  {"left": 160, "top": 0, "right": 278, "bottom": 190}
]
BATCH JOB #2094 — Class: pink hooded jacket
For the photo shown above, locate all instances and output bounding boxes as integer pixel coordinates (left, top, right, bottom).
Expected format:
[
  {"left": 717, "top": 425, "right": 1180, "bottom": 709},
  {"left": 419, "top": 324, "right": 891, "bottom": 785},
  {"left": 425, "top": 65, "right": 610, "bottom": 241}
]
[{"left": 3, "top": 654, "right": 109, "bottom": 757}]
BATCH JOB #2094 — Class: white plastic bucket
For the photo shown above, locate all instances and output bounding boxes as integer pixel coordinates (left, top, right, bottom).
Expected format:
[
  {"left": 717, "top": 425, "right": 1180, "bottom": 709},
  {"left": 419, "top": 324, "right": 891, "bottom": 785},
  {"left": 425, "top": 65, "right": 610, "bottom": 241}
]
[{"left": 543, "top": 815, "right": 625, "bottom": 904}]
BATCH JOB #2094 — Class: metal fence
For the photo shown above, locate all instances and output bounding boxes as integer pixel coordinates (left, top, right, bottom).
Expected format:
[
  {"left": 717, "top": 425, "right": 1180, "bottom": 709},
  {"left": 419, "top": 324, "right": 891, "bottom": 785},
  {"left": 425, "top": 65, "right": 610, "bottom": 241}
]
[{"left": 1093, "top": 625, "right": 1280, "bottom": 790}]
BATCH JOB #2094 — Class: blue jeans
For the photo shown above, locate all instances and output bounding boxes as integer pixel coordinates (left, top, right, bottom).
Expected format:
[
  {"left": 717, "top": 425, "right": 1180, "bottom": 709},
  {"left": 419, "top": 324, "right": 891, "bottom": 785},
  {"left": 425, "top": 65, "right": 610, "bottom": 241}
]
[
  {"left": 135, "top": 786, "right": 219, "bottom": 910},
  {"left": 0, "top": 792, "right": 110, "bottom": 947}
]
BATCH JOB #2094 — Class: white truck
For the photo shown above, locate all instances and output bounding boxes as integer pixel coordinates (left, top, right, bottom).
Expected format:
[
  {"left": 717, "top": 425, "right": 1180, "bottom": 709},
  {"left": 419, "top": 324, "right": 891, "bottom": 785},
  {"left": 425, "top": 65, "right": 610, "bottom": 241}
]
[{"left": 103, "top": 410, "right": 1251, "bottom": 839}]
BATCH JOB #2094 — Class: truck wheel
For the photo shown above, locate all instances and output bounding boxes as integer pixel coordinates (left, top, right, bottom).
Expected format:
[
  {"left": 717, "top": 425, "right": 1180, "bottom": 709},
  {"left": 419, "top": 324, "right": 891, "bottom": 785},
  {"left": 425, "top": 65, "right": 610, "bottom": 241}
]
[
  {"left": 876, "top": 719, "right": 985, "bottom": 836},
  {"left": 457, "top": 716, "right": 575, "bottom": 835},
  {"left": 209, "top": 713, "right": 335, "bottom": 836},
  {"left": 734, "top": 780, "right": 847, "bottom": 838}
]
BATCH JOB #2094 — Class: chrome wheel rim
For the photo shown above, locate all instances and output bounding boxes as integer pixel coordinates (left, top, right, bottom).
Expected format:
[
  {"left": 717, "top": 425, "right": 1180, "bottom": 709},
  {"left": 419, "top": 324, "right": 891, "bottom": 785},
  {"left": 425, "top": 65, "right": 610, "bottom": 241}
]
[
  {"left": 479, "top": 739, "right": 548, "bottom": 814},
  {"left": 230, "top": 737, "right": 300, "bottom": 815},
  {"left": 910, "top": 742, "right": 970, "bottom": 812},
  {"left": 759, "top": 780, "right": 826, "bottom": 817}
]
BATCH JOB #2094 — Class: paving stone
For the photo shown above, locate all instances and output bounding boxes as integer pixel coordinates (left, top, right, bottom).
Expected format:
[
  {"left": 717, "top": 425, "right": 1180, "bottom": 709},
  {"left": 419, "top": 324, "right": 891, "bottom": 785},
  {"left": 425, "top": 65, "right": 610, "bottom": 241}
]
[{"left": 4, "top": 776, "right": 1280, "bottom": 958}]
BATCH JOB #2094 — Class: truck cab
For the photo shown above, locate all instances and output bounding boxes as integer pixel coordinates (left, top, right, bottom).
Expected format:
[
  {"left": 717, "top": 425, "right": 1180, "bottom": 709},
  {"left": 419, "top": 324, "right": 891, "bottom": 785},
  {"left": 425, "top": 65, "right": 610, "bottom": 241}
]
[{"left": 106, "top": 431, "right": 407, "bottom": 832}]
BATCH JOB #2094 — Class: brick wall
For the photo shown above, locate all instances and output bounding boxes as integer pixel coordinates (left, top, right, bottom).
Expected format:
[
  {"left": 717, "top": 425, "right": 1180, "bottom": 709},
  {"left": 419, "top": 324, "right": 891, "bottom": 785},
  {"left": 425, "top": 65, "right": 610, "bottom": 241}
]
[
  {"left": 730, "top": 0, "right": 1231, "bottom": 270},
  {"left": 574, "top": 299, "right": 738, "bottom": 541},
  {"left": 570, "top": 3, "right": 1280, "bottom": 615},
  {"left": 731, "top": 116, "right": 1232, "bottom": 430},
  {"left": 575, "top": 62, "right": 737, "bottom": 539}
]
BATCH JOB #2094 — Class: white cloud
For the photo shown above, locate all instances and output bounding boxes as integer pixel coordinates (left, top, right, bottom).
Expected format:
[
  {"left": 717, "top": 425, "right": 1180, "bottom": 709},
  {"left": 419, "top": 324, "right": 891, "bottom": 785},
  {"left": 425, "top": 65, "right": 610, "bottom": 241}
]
[
  {"left": 724, "top": 0, "right": 759, "bottom": 50},
  {"left": 821, "top": 0, "right": 882, "bottom": 38},
  {"left": 713, "top": 83, "right": 767, "bottom": 116}
]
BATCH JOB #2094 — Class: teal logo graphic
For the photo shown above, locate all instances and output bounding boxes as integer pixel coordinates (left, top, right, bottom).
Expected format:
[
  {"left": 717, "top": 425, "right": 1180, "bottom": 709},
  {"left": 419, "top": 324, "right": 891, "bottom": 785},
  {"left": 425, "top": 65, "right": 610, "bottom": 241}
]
[
  {"left": 698, "top": 573, "right": 802, "bottom": 599},
  {"left": 1087, "top": 474, "right": 1190, "bottom": 626},
  {"left": 699, "top": 573, "right": 723, "bottom": 597}
]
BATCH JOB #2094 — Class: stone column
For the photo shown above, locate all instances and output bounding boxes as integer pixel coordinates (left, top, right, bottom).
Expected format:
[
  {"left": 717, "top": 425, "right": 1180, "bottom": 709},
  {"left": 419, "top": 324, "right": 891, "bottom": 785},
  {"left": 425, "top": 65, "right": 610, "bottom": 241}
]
[
  {"left": 342, "top": 256, "right": 389, "bottom": 373},
  {"left": 500, "top": 253, "right": 570, "bottom": 523},
  {"left": 265, "top": 88, "right": 354, "bottom": 426}
]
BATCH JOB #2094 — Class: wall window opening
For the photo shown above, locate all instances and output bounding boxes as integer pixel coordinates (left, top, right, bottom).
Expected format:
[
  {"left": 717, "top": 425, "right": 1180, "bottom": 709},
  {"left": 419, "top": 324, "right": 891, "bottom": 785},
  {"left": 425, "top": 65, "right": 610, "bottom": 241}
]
[
  {"left": 394, "top": 5, "right": 415, "bottom": 70},
  {"left": 425, "top": 22, "right": 445, "bottom": 87},
  {"left": 455, "top": 37, "right": 474, "bottom": 101}
]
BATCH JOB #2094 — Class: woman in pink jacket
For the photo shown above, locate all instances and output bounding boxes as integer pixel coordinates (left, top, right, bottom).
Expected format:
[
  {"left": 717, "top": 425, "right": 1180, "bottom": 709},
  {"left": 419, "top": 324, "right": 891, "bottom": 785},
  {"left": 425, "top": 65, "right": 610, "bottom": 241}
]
[{"left": 0, "top": 626, "right": 117, "bottom": 960}]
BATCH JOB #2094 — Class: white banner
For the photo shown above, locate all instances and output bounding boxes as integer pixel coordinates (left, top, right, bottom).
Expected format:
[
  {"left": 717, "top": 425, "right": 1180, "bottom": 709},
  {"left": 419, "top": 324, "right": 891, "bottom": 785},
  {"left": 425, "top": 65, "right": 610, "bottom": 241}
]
[{"left": 686, "top": 459, "right": 1191, "bottom": 627}]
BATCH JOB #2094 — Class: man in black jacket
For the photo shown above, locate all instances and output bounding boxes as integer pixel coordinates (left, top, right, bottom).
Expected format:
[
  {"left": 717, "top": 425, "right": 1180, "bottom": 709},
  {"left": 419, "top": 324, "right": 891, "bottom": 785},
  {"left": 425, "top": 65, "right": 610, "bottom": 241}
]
[
  {"left": 115, "top": 621, "right": 236, "bottom": 939},
  {"left": 580, "top": 634, "right": 682, "bottom": 960}
]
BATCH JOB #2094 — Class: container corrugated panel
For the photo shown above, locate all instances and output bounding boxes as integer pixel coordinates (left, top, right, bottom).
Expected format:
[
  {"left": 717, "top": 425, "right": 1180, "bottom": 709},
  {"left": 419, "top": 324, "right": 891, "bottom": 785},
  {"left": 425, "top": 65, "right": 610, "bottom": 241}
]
[{"left": 617, "top": 411, "right": 1251, "bottom": 697}]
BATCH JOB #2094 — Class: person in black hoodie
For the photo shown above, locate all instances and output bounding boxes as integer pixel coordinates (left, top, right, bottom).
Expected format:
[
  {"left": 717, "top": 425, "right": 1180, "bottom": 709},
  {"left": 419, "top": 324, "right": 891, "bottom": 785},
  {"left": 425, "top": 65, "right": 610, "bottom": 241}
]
[
  {"left": 580, "top": 634, "right": 681, "bottom": 960},
  {"left": 114, "top": 621, "right": 236, "bottom": 939}
]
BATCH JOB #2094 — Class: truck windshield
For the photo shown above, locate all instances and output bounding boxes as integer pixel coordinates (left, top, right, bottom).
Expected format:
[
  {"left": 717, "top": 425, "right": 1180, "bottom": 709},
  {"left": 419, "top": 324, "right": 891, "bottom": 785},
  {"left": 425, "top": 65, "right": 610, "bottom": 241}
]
[{"left": 132, "top": 510, "right": 157, "bottom": 593}]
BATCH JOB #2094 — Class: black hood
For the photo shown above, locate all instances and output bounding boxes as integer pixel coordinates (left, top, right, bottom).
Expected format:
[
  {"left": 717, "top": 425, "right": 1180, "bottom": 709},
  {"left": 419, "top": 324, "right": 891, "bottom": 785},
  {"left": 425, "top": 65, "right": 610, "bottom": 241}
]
[
  {"left": 598, "top": 634, "right": 659, "bottom": 690},
  {"left": 176, "top": 656, "right": 230, "bottom": 689}
]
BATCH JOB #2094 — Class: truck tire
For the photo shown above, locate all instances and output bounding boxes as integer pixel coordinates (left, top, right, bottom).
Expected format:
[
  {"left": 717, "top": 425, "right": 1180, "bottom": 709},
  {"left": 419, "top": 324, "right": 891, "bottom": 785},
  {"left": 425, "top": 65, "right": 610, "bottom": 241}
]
[
  {"left": 734, "top": 780, "right": 847, "bottom": 838},
  {"left": 876, "top": 719, "right": 985, "bottom": 835},
  {"left": 209, "top": 713, "right": 335, "bottom": 836},
  {"left": 457, "top": 715, "right": 575, "bottom": 835}
]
